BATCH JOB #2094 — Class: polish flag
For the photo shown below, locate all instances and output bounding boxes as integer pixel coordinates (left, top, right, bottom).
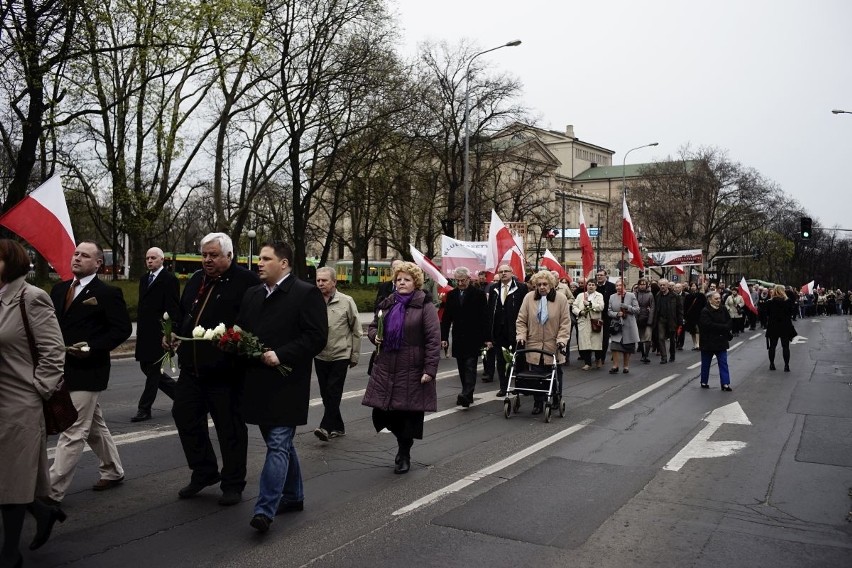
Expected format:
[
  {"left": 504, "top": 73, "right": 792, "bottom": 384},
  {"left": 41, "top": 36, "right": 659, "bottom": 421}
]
[
  {"left": 541, "top": 248, "right": 570, "bottom": 282},
  {"left": 486, "top": 210, "right": 519, "bottom": 272},
  {"left": 578, "top": 203, "right": 594, "bottom": 279},
  {"left": 409, "top": 244, "right": 452, "bottom": 293},
  {"left": 738, "top": 277, "right": 758, "bottom": 315},
  {"left": 0, "top": 175, "right": 75, "bottom": 280},
  {"left": 673, "top": 265, "right": 685, "bottom": 275},
  {"left": 505, "top": 249, "right": 526, "bottom": 283},
  {"left": 622, "top": 196, "right": 644, "bottom": 269},
  {"left": 800, "top": 280, "right": 814, "bottom": 295}
]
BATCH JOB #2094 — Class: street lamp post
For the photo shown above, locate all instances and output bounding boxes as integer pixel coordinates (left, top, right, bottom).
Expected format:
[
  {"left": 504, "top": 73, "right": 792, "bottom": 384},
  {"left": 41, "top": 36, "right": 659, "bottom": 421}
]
[
  {"left": 620, "top": 142, "right": 658, "bottom": 277},
  {"left": 247, "top": 229, "right": 256, "bottom": 272},
  {"left": 463, "top": 39, "right": 521, "bottom": 241},
  {"left": 555, "top": 190, "right": 570, "bottom": 267}
]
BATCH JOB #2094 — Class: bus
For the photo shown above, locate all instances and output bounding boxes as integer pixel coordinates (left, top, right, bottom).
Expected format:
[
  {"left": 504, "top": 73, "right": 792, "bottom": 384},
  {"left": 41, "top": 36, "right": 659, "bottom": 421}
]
[{"left": 334, "top": 260, "right": 394, "bottom": 284}]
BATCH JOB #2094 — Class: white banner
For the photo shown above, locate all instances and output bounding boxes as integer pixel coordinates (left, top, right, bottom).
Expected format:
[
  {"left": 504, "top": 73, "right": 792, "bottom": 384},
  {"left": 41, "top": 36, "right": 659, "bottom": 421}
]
[
  {"left": 645, "top": 249, "right": 703, "bottom": 267},
  {"left": 440, "top": 236, "right": 487, "bottom": 276}
]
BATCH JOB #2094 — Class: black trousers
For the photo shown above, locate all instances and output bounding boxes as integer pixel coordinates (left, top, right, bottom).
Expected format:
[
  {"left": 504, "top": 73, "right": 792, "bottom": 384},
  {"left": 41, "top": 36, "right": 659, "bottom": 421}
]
[
  {"left": 315, "top": 358, "right": 350, "bottom": 433},
  {"left": 597, "top": 316, "right": 611, "bottom": 362},
  {"left": 136, "top": 361, "right": 177, "bottom": 413},
  {"left": 455, "top": 355, "right": 478, "bottom": 402},
  {"left": 767, "top": 336, "right": 791, "bottom": 366},
  {"left": 483, "top": 345, "right": 496, "bottom": 378},
  {"left": 172, "top": 370, "right": 248, "bottom": 492},
  {"left": 656, "top": 322, "right": 676, "bottom": 361}
]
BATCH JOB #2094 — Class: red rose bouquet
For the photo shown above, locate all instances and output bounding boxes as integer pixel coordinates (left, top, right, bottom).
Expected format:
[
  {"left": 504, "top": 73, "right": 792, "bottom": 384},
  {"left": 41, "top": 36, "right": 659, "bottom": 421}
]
[{"left": 217, "top": 325, "right": 292, "bottom": 376}]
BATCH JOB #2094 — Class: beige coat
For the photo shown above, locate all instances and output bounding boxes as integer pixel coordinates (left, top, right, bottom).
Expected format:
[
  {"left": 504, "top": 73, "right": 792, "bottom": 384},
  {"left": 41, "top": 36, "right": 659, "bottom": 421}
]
[
  {"left": 516, "top": 291, "right": 571, "bottom": 365},
  {"left": 0, "top": 277, "right": 65, "bottom": 503},
  {"left": 572, "top": 291, "right": 605, "bottom": 351}
]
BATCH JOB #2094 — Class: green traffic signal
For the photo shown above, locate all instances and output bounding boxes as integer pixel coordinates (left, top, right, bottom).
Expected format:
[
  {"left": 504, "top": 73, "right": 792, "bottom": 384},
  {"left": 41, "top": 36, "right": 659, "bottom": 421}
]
[{"left": 800, "top": 217, "right": 812, "bottom": 239}]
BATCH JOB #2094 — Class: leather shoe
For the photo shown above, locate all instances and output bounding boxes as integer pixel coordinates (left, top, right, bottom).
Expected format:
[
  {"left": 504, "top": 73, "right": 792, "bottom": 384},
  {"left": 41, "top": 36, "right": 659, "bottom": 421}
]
[
  {"left": 92, "top": 477, "right": 124, "bottom": 491},
  {"left": 531, "top": 405, "right": 543, "bottom": 415},
  {"left": 721, "top": 385, "right": 733, "bottom": 392},
  {"left": 314, "top": 427, "right": 329, "bottom": 442},
  {"left": 28, "top": 502, "right": 67, "bottom": 550},
  {"left": 218, "top": 490, "right": 242, "bottom": 506},
  {"left": 178, "top": 475, "right": 220, "bottom": 499},
  {"left": 130, "top": 411, "right": 151, "bottom": 422},
  {"left": 275, "top": 500, "right": 304, "bottom": 515},
  {"left": 394, "top": 455, "right": 410, "bottom": 474},
  {"left": 496, "top": 390, "right": 506, "bottom": 397},
  {"left": 250, "top": 514, "right": 272, "bottom": 533}
]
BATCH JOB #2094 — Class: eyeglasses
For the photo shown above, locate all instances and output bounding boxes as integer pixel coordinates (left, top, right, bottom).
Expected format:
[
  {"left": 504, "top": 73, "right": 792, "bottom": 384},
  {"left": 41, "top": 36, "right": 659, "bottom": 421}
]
[{"left": 499, "top": 270, "right": 512, "bottom": 273}]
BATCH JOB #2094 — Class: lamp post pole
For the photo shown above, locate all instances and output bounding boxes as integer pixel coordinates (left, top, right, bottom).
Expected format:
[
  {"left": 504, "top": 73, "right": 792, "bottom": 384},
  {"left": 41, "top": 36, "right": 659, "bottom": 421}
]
[
  {"left": 463, "top": 39, "right": 521, "bottom": 241},
  {"left": 555, "top": 190, "right": 569, "bottom": 268},
  {"left": 620, "top": 142, "right": 658, "bottom": 278}
]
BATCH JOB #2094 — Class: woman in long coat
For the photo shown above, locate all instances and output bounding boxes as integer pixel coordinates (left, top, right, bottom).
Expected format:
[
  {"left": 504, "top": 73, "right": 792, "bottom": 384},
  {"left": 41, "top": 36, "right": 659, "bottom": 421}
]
[
  {"left": 683, "top": 282, "right": 706, "bottom": 350},
  {"left": 572, "top": 280, "right": 605, "bottom": 371},
  {"left": 699, "top": 290, "right": 733, "bottom": 391},
  {"left": 765, "top": 284, "right": 797, "bottom": 372},
  {"left": 364, "top": 262, "right": 440, "bottom": 474},
  {"left": 516, "top": 271, "right": 571, "bottom": 413},
  {"left": 607, "top": 279, "right": 640, "bottom": 374},
  {"left": 725, "top": 288, "right": 744, "bottom": 336},
  {"left": 0, "top": 240, "right": 67, "bottom": 564}
]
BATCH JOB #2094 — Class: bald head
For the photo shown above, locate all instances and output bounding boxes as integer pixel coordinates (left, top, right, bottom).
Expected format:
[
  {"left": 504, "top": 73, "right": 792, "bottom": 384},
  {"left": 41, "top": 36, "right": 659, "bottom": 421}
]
[{"left": 145, "top": 247, "right": 165, "bottom": 272}]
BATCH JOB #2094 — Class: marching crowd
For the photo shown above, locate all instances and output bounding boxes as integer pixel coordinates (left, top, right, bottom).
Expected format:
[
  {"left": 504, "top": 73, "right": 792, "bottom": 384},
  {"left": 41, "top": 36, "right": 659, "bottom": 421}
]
[{"left": 0, "top": 235, "right": 822, "bottom": 566}]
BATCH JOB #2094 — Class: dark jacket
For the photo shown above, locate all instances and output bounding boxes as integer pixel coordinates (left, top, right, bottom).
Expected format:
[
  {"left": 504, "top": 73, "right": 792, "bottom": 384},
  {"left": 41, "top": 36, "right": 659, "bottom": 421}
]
[
  {"left": 363, "top": 290, "right": 440, "bottom": 412},
  {"left": 176, "top": 263, "right": 260, "bottom": 377},
  {"left": 135, "top": 269, "right": 181, "bottom": 362},
  {"left": 699, "top": 304, "right": 732, "bottom": 353},
  {"left": 486, "top": 278, "right": 528, "bottom": 344},
  {"left": 636, "top": 289, "right": 655, "bottom": 328},
  {"left": 597, "top": 279, "right": 617, "bottom": 321},
  {"left": 236, "top": 276, "right": 328, "bottom": 426},
  {"left": 50, "top": 276, "right": 132, "bottom": 391},
  {"left": 683, "top": 291, "right": 706, "bottom": 332},
  {"left": 440, "top": 286, "right": 488, "bottom": 358},
  {"left": 655, "top": 291, "right": 684, "bottom": 333},
  {"left": 765, "top": 297, "right": 796, "bottom": 341}
]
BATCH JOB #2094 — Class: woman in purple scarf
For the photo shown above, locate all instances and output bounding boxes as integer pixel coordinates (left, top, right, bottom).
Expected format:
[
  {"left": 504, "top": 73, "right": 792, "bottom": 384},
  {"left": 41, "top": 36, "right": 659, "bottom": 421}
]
[{"left": 363, "top": 262, "right": 441, "bottom": 474}]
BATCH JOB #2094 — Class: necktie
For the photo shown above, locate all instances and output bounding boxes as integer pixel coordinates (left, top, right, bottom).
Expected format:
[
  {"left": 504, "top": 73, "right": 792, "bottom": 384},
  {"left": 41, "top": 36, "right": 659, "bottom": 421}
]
[
  {"left": 147, "top": 272, "right": 155, "bottom": 286},
  {"left": 501, "top": 284, "right": 508, "bottom": 304},
  {"left": 64, "top": 279, "right": 79, "bottom": 312},
  {"left": 459, "top": 290, "right": 464, "bottom": 306}
]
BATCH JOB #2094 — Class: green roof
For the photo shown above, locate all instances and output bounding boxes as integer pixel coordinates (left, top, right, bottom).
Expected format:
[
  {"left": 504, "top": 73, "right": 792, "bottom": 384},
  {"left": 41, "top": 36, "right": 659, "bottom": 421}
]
[{"left": 573, "top": 162, "right": 654, "bottom": 181}]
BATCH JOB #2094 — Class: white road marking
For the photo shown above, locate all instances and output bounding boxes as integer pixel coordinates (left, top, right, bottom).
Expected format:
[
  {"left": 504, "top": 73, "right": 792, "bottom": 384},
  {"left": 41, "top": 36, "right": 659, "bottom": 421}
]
[
  {"left": 47, "top": 421, "right": 212, "bottom": 459},
  {"left": 379, "top": 389, "right": 501, "bottom": 432},
  {"left": 728, "top": 341, "right": 744, "bottom": 351},
  {"left": 749, "top": 333, "right": 762, "bottom": 340},
  {"left": 608, "top": 375, "right": 679, "bottom": 410},
  {"left": 663, "top": 402, "right": 751, "bottom": 472},
  {"left": 392, "top": 420, "right": 592, "bottom": 516},
  {"left": 687, "top": 361, "right": 702, "bottom": 370},
  {"left": 790, "top": 335, "right": 808, "bottom": 345}
]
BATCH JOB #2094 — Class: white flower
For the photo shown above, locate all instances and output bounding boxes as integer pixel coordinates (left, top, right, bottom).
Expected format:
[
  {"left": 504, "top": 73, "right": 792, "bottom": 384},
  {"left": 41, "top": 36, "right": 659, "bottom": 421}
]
[
  {"left": 80, "top": 346, "right": 90, "bottom": 352},
  {"left": 212, "top": 323, "right": 227, "bottom": 338},
  {"left": 203, "top": 329, "right": 215, "bottom": 340},
  {"left": 232, "top": 324, "right": 242, "bottom": 333},
  {"left": 192, "top": 326, "right": 206, "bottom": 338},
  {"left": 163, "top": 312, "right": 170, "bottom": 321}
]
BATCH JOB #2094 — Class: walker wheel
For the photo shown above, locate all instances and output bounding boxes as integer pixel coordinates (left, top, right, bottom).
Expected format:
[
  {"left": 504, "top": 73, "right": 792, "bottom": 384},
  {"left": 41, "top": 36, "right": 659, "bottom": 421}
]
[
  {"left": 559, "top": 399, "right": 566, "bottom": 417},
  {"left": 513, "top": 396, "right": 521, "bottom": 412},
  {"left": 544, "top": 405, "right": 552, "bottom": 423},
  {"left": 503, "top": 400, "right": 511, "bottom": 419}
]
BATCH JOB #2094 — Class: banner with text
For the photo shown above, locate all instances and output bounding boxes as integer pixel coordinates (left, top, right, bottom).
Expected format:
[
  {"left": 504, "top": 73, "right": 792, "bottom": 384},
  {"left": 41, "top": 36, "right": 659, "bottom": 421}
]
[{"left": 645, "top": 249, "right": 703, "bottom": 267}]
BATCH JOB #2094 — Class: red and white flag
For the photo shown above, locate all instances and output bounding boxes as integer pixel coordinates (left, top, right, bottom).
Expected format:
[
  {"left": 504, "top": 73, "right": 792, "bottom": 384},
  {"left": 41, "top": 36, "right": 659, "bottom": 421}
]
[
  {"left": 0, "top": 175, "right": 75, "bottom": 280},
  {"left": 800, "top": 280, "right": 814, "bottom": 295},
  {"left": 673, "top": 265, "right": 685, "bottom": 275},
  {"left": 409, "top": 244, "right": 452, "bottom": 293},
  {"left": 622, "top": 196, "right": 644, "bottom": 269},
  {"left": 738, "top": 277, "right": 758, "bottom": 315},
  {"left": 487, "top": 209, "right": 525, "bottom": 281},
  {"left": 541, "top": 248, "right": 570, "bottom": 282},
  {"left": 578, "top": 203, "right": 594, "bottom": 279}
]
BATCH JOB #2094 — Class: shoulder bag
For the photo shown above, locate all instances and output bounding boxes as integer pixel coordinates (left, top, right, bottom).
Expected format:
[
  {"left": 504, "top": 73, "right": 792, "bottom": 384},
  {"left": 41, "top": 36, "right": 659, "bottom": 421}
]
[{"left": 20, "top": 289, "right": 78, "bottom": 435}]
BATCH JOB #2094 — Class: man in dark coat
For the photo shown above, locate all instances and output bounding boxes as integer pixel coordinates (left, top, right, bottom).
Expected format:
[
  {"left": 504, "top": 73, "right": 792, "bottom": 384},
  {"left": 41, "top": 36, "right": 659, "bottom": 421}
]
[
  {"left": 237, "top": 241, "right": 328, "bottom": 533},
  {"left": 170, "top": 232, "right": 260, "bottom": 506},
  {"left": 48, "top": 240, "right": 132, "bottom": 503},
  {"left": 654, "top": 278, "right": 683, "bottom": 364},
  {"left": 131, "top": 247, "right": 180, "bottom": 422},
  {"left": 485, "top": 265, "right": 528, "bottom": 397},
  {"left": 595, "top": 269, "right": 617, "bottom": 366},
  {"left": 441, "top": 267, "right": 488, "bottom": 407}
]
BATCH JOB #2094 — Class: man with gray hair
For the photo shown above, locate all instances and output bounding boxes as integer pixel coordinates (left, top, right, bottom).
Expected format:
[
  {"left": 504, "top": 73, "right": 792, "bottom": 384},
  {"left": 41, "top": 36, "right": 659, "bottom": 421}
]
[
  {"left": 313, "top": 267, "right": 361, "bottom": 441},
  {"left": 168, "top": 232, "right": 260, "bottom": 506},
  {"left": 442, "top": 267, "right": 488, "bottom": 407}
]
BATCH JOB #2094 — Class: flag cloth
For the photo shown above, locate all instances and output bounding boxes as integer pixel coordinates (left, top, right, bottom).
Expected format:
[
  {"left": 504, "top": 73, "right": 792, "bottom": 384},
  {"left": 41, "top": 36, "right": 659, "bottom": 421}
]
[
  {"left": 578, "top": 203, "right": 594, "bottom": 279},
  {"left": 738, "top": 277, "right": 758, "bottom": 315},
  {"left": 541, "top": 248, "right": 570, "bottom": 282},
  {"left": 486, "top": 210, "right": 520, "bottom": 272},
  {"left": 0, "top": 175, "right": 75, "bottom": 280},
  {"left": 622, "top": 196, "right": 644, "bottom": 269},
  {"left": 409, "top": 245, "right": 452, "bottom": 294},
  {"left": 506, "top": 249, "right": 525, "bottom": 283},
  {"left": 800, "top": 280, "right": 814, "bottom": 295}
]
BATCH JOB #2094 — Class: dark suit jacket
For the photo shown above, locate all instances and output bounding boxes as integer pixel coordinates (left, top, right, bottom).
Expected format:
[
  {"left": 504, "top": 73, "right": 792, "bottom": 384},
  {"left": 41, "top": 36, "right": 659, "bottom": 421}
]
[
  {"left": 135, "top": 269, "right": 181, "bottom": 362},
  {"left": 440, "top": 287, "right": 488, "bottom": 358},
  {"left": 50, "top": 276, "right": 132, "bottom": 391},
  {"left": 236, "top": 276, "right": 328, "bottom": 426},
  {"left": 486, "top": 278, "right": 528, "bottom": 344}
]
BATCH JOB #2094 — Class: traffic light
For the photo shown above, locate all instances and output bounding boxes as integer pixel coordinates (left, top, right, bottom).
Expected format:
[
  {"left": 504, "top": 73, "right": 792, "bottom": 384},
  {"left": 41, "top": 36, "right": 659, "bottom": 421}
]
[{"left": 800, "top": 217, "right": 812, "bottom": 239}]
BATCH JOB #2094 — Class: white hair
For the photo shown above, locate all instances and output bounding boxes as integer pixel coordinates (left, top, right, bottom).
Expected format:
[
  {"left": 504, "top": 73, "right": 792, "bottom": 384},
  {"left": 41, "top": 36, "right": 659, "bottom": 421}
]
[
  {"left": 200, "top": 232, "right": 233, "bottom": 257},
  {"left": 454, "top": 267, "right": 471, "bottom": 279}
]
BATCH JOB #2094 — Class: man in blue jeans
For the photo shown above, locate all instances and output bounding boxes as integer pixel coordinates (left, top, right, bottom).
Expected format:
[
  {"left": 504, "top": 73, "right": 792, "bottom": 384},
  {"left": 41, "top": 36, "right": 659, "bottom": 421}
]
[{"left": 235, "top": 241, "right": 328, "bottom": 533}]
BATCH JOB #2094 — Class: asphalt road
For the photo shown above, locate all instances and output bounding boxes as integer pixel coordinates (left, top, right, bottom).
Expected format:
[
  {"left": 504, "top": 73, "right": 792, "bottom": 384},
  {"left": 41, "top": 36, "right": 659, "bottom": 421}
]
[{"left": 17, "top": 316, "right": 852, "bottom": 568}]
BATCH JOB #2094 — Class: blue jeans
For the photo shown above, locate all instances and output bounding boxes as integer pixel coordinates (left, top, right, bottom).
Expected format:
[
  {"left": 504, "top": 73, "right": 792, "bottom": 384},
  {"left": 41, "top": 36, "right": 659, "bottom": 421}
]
[
  {"left": 254, "top": 425, "right": 303, "bottom": 518},
  {"left": 700, "top": 350, "right": 730, "bottom": 386}
]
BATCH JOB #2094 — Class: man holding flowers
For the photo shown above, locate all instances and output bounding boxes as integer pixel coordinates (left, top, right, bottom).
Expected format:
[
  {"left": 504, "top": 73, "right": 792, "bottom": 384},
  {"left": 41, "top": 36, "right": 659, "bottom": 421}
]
[
  {"left": 235, "top": 241, "right": 328, "bottom": 533},
  {"left": 169, "top": 233, "right": 259, "bottom": 506}
]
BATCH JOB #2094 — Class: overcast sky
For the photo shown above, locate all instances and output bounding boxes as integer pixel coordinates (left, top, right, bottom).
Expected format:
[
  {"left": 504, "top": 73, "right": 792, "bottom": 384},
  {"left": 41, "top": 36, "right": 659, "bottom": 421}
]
[{"left": 393, "top": 0, "right": 852, "bottom": 231}]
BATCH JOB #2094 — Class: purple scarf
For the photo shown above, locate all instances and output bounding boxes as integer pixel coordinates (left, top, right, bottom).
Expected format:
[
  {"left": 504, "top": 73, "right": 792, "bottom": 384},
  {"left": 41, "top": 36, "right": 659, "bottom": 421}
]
[{"left": 382, "top": 291, "right": 415, "bottom": 351}]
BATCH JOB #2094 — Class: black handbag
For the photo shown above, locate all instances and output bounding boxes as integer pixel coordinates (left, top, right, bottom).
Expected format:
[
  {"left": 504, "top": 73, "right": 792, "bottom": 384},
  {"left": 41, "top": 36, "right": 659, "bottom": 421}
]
[
  {"left": 20, "top": 289, "right": 78, "bottom": 435},
  {"left": 609, "top": 318, "right": 623, "bottom": 335}
]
